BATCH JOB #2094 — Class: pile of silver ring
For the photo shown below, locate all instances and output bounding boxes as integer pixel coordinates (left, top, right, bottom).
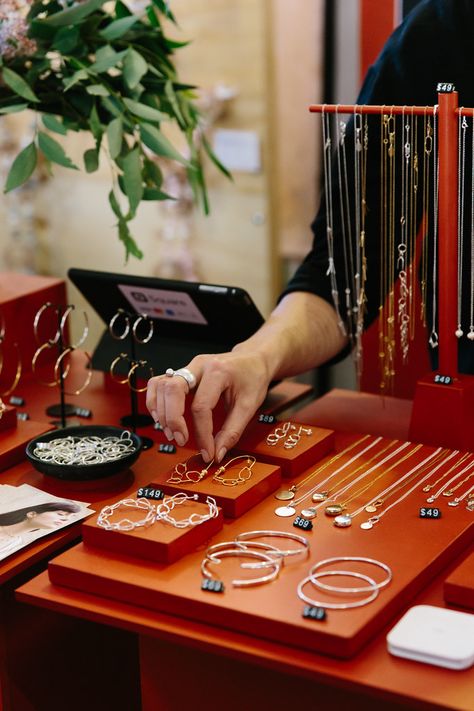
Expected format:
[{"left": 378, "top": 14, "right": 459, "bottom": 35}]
[{"left": 33, "top": 430, "right": 136, "bottom": 466}]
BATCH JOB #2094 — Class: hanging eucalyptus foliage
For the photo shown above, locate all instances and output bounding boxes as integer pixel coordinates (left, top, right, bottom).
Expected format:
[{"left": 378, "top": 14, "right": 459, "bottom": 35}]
[{"left": 0, "top": 0, "right": 229, "bottom": 259}]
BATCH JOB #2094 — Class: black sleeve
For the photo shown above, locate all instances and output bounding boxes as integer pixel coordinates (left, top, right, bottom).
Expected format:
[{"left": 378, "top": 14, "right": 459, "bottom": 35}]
[{"left": 280, "top": 0, "right": 474, "bottom": 364}]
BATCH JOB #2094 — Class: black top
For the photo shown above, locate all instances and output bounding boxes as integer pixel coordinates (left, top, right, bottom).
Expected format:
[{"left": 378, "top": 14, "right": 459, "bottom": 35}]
[{"left": 283, "top": 0, "right": 474, "bottom": 372}]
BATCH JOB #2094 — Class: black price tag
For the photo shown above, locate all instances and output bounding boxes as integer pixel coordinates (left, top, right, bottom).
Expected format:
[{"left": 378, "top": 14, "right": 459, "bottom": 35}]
[
  {"left": 153, "top": 421, "right": 163, "bottom": 431},
  {"left": 419, "top": 507, "right": 442, "bottom": 519},
  {"left": 9, "top": 395, "right": 24, "bottom": 406},
  {"left": 137, "top": 486, "right": 164, "bottom": 501},
  {"left": 436, "top": 82, "right": 455, "bottom": 93},
  {"left": 158, "top": 443, "right": 176, "bottom": 454},
  {"left": 293, "top": 516, "right": 313, "bottom": 531},
  {"left": 434, "top": 374, "right": 452, "bottom": 385},
  {"left": 17, "top": 412, "right": 29, "bottom": 421},
  {"left": 201, "top": 579, "right": 224, "bottom": 593},
  {"left": 74, "top": 407, "right": 92, "bottom": 418},
  {"left": 258, "top": 413, "right": 277, "bottom": 425},
  {"left": 302, "top": 605, "right": 326, "bottom": 621}
]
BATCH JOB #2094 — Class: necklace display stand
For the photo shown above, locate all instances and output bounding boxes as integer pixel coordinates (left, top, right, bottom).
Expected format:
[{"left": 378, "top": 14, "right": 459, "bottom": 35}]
[{"left": 309, "top": 85, "right": 474, "bottom": 451}]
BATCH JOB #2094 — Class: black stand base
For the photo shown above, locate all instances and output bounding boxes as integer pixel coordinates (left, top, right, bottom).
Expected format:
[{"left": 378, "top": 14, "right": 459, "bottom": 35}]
[
  {"left": 120, "top": 413, "right": 154, "bottom": 428},
  {"left": 46, "top": 403, "right": 77, "bottom": 417}
]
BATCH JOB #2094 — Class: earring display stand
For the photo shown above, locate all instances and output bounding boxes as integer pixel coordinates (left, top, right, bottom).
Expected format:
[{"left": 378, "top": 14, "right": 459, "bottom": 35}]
[
  {"left": 81, "top": 499, "right": 224, "bottom": 564},
  {"left": 309, "top": 86, "right": 474, "bottom": 451}
]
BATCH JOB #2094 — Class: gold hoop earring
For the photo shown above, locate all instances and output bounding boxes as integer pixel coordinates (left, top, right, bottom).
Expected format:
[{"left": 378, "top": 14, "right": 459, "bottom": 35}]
[
  {"left": 32, "top": 342, "right": 66, "bottom": 387},
  {"left": 109, "top": 309, "right": 131, "bottom": 340},
  {"left": 33, "top": 302, "right": 60, "bottom": 346},
  {"left": 110, "top": 353, "right": 130, "bottom": 384},
  {"left": 127, "top": 360, "right": 154, "bottom": 393},
  {"left": 54, "top": 348, "right": 92, "bottom": 396},
  {"left": 60, "top": 305, "right": 89, "bottom": 349},
  {"left": 132, "top": 314, "right": 154, "bottom": 344},
  {"left": 0, "top": 342, "right": 22, "bottom": 396}
]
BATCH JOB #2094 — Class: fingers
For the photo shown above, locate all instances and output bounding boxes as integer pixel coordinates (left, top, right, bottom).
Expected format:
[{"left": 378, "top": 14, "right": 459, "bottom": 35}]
[
  {"left": 190, "top": 366, "right": 229, "bottom": 461},
  {"left": 213, "top": 400, "right": 258, "bottom": 463},
  {"left": 146, "top": 373, "right": 190, "bottom": 446}
]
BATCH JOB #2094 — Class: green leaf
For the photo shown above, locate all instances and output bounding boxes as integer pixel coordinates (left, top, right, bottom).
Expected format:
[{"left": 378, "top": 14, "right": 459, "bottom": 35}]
[
  {"left": 42, "top": 114, "right": 68, "bottom": 136},
  {"left": 0, "top": 104, "right": 28, "bottom": 114},
  {"left": 89, "top": 104, "right": 102, "bottom": 140},
  {"left": 123, "top": 98, "right": 165, "bottom": 123},
  {"left": 107, "top": 117, "right": 123, "bottom": 159},
  {"left": 121, "top": 147, "right": 143, "bottom": 216},
  {"left": 118, "top": 217, "right": 143, "bottom": 260},
  {"left": 52, "top": 26, "right": 80, "bottom": 53},
  {"left": 4, "top": 143, "right": 37, "bottom": 193},
  {"left": 100, "top": 16, "right": 138, "bottom": 41},
  {"left": 165, "top": 80, "right": 185, "bottom": 125},
  {"left": 123, "top": 49, "right": 148, "bottom": 90},
  {"left": 115, "top": 2, "right": 133, "bottom": 19},
  {"left": 41, "top": 0, "right": 107, "bottom": 27},
  {"left": 140, "top": 123, "right": 187, "bottom": 164},
  {"left": 101, "top": 96, "right": 122, "bottom": 118},
  {"left": 86, "top": 84, "right": 110, "bottom": 97},
  {"left": 38, "top": 132, "right": 78, "bottom": 170},
  {"left": 142, "top": 187, "right": 174, "bottom": 201},
  {"left": 151, "top": 0, "right": 177, "bottom": 24},
  {"left": 143, "top": 158, "right": 163, "bottom": 188},
  {"left": 201, "top": 134, "right": 232, "bottom": 180},
  {"left": 146, "top": 5, "right": 160, "bottom": 28},
  {"left": 90, "top": 47, "right": 127, "bottom": 73},
  {"left": 2, "top": 68, "right": 39, "bottom": 103},
  {"left": 63, "top": 69, "right": 88, "bottom": 91},
  {"left": 108, "top": 189, "right": 122, "bottom": 218},
  {"left": 83, "top": 148, "right": 99, "bottom": 173}
]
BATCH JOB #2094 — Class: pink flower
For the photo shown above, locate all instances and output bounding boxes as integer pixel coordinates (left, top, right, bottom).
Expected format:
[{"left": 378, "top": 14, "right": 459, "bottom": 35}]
[{"left": 0, "top": 1, "right": 37, "bottom": 59}]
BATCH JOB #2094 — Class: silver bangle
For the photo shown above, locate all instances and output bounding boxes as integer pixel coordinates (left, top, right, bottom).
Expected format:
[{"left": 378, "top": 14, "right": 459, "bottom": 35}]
[
  {"left": 202, "top": 548, "right": 281, "bottom": 587},
  {"left": 308, "top": 556, "right": 392, "bottom": 592},
  {"left": 298, "top": 571, "right": 379, "bottom": 609},
  {"left": 165, "top": 367, "right": 197, "bottom": 390},
  {"left": 235, "top": 530, "right": 310, "bottom": 559}
]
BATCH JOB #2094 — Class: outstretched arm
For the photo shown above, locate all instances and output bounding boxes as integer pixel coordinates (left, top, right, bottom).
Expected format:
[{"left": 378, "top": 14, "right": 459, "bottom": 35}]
[{"left": 146, "top": 290, "right": 347, "bottom": 462}]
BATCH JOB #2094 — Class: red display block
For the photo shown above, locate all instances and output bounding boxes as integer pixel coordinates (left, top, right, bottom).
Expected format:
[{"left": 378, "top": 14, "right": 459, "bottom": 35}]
[
  {"left": 444, "top": 552, "right": 474, "bottom": 611},
  {"left": 236, "top": 419, "right": 334, "bottom": 477},
  {"left": 0, "top": 419, "right": 53, "bottom": 472},
  {"left": 82, "top": 499, "right": 224, "bottom": 564},
  {"left": 151, "top": 455, "right": 281, "bottom": 518},
  {"left": 0, "top": 404, "right": 17, "bottom": 432},
  {"left": 0, "top": 273, "right": 66, "bottom": 384},
  {"left": 409, "top": 373, "right": 474, "bottom": 451}
]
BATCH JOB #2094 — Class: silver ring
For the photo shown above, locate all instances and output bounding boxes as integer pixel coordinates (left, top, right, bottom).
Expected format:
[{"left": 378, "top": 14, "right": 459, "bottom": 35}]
[{"left": 165, "top": 367, "right": 197, "bottom": 390}]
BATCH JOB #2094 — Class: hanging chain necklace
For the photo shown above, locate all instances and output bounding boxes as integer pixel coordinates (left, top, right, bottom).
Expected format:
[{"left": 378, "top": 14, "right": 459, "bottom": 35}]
[
  {"left": 456, "top": 110, "right": 468, "bottom": 338},
  {"left": 429, "top": 106, "right": 439, "bottom": 349},
  {"left": 469, "top": 110, "right": 474, "bottom": 340}
]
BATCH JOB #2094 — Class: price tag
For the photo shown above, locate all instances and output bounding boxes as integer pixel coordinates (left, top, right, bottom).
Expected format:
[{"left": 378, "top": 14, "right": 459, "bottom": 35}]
[
  {"left": 434, "top": 374, "right": 452, "bottom": 385},
  {"left": 436, "top": 82, "right": 455, "bottom": 93},
  {"left": 158, "top": 443, "right": 176, "bottom": 454},
  {"left": 17, "top": 412, "right": 29, "bottom": 421},
  {"left": 419, "top": 507, "right": 442, "bottom": 519},
  {"left": 201, "top": 579, "right": 224, "bottom": 593},
  {"left": 74, "top": 407, "right": 92, "bottom": 418},
  {"left": 293, "top": 516, "right": 313, "bottom": 531},
  {"left": 302, "top": 605, "right": 326, "bottom": 621},
  {"left": 9, "top": 395, "right": 24, "bottom": 406},
  {"left": 137, "top": 486, "right": 164, "bottom": 501},
  {"left": 258, "top": 413, "right": 277, "bottom": 425}
]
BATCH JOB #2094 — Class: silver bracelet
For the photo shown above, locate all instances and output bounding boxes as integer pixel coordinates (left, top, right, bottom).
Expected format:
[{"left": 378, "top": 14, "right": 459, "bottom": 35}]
[
  {"left": 156, "top": 492, "right": 219, "bottom": 528},
  {"left": 97, "top": 497, "right": 156, "bottom": 531},
  {"left": 308, "top": 556, "right": 392, "bottom": 593},
  {"left": 235, "top": 530, "right": 310, "bottom": 559},
  {"left": 298, "top": 571, "right": 379, "bottom": 609},
  {"left": 202, "top": 548, "right": 281, "bottom": 587}
]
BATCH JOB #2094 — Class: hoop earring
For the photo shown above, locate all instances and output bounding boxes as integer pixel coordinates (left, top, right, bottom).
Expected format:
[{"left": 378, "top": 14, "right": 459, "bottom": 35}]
[
  {"left": 109, "top": 353, "right": 130, "bottom": 385},
  {"left": 132, "top": 314, "right": 154, "bottom": 344},
  {"left": 109, "top": 309, "right": 131, "bottom": 340},
  {"left": 127, "top": 360, "right": 154, "bottom": 393},
  {"left": 32, "top": 342, "right": 68, "bottom": 387},
  {"left": 60, "top": 305, "right": 89, "bottom": 349},
  {"left": 54, "top": 348, "right": 92, "bottom": 396},
  {"left": 34, "top": 302, "right": 60, "bottom": 346},
  {"left": 0, "top": 342, "right": 22, "bottom": 396}
]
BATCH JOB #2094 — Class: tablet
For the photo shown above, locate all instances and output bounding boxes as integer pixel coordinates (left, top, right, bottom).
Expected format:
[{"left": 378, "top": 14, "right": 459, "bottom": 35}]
[{"left": 68, "top": 268, "right": 265, "bottom": 375}]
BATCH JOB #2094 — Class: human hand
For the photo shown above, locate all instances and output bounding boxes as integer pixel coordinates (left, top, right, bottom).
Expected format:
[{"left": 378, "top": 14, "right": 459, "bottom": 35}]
[{"left": 146, "top": 350, "right": 271, "bottom": 463}]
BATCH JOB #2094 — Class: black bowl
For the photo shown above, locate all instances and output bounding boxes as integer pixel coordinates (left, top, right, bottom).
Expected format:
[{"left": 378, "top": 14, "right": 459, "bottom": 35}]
[{"left": 25, "top": 425, "right": 142, "bottom": 481}]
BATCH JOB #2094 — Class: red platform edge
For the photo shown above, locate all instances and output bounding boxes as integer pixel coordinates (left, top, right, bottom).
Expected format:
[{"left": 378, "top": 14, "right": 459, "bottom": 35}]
[{"left": 443, "top": 551, "right": 474, "bottom": 611}]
